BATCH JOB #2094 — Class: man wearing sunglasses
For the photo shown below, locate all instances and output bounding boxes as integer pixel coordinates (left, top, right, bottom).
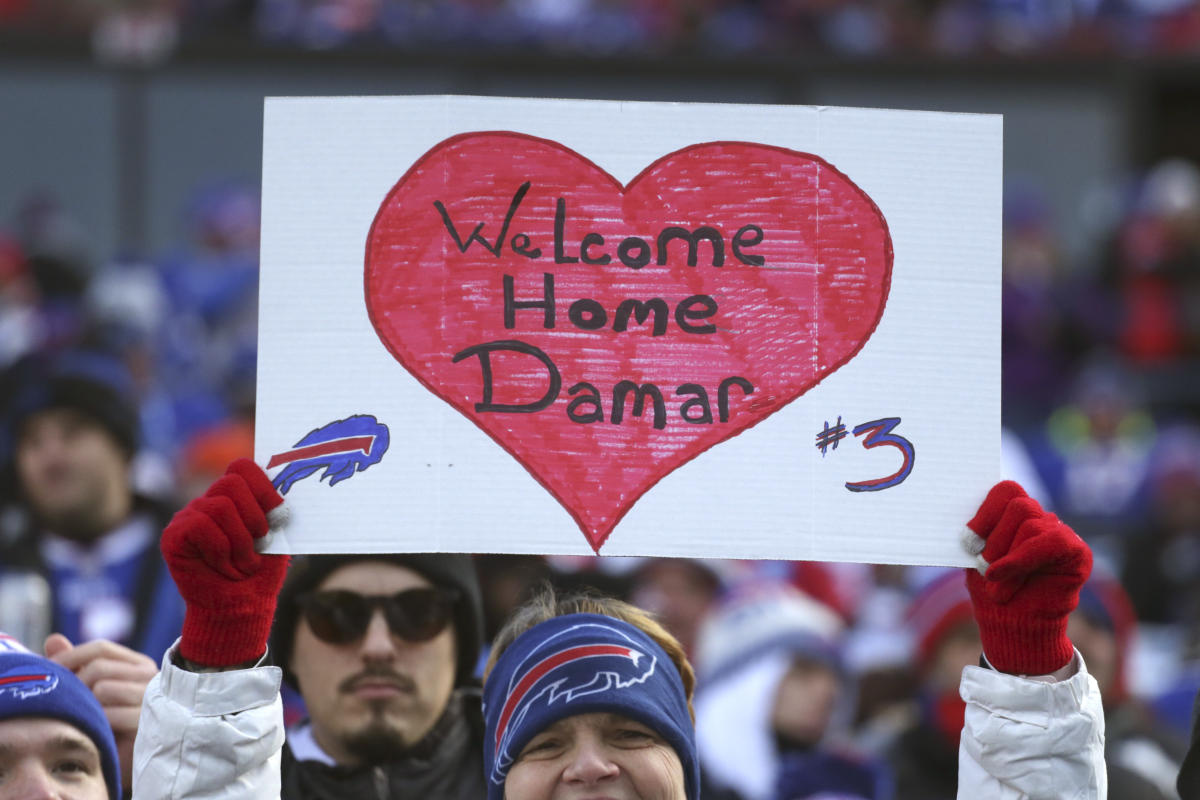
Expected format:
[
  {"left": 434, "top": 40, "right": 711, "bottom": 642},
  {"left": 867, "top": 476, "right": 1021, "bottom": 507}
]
[{"left": 133, "top": 459, "right": 486, "bottom": 800}]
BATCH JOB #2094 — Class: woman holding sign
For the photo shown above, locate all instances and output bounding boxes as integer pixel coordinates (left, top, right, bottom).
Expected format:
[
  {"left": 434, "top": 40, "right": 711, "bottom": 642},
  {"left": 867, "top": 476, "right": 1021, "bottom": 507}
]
[
  {"left": 477, "top": 482, "right": 1105, "bottom": 800},
  {"left": 130, "top": 461, "right": 1108, "bottom": 799}
]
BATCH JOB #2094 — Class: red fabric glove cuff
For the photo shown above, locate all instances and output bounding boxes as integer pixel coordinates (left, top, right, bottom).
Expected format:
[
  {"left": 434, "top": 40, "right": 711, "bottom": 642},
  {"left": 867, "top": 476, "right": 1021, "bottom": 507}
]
[
  {"left": 179, "top": 595, "right": 279, "bottom": 666},
  {"left": 968, "top": 573, "right": 1076, "bottom": 675}
]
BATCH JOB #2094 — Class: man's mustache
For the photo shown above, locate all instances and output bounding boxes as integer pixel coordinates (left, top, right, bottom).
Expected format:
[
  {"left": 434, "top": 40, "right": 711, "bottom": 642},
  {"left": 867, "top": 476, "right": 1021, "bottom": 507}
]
[{"left": 339, "top": 666, "right": 417, "bottom": 694}]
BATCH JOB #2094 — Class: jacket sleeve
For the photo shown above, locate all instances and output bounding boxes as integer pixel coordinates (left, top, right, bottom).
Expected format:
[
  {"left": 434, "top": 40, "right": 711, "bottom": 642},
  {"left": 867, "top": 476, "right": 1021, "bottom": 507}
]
[
  {"left": 957, "top": 651, "right": 1107, "bottom": 800},
  {"left": 132, "top": 639, "right": 285, "bottom": 800}
]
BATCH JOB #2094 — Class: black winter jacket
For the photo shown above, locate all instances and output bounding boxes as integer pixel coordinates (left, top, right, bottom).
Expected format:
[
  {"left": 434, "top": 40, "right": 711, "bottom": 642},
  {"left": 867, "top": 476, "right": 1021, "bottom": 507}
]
[{"left": 281, "top": 687, "right": 485, "bottom": 800}]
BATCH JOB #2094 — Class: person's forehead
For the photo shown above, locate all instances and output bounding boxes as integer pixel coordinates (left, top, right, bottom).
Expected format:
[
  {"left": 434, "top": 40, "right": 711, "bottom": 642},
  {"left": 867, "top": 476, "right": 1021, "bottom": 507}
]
[
  {"left": 318, "top": 560, "right": 433, "bottom": 593},
  {"left": 540, "top": 712, "right": 643, "bottom": 735},
  {"left": 18, "top": 407, "right": 98, "bottom": 437},
  {"left": 0, "top": 717, "right": 99, "bottom": 756}
]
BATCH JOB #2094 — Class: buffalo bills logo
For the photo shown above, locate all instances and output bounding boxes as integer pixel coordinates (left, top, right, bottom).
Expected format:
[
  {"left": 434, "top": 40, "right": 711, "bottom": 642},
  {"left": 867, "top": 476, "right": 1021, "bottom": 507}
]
[
  {"left": 267, "top": 415, "right": 390, "bottom": 494},
  {"left": 490, "top": 622, "right": 657, "bottom": 784},
  {"left": 0, "top": 668, "right": 58, "bottom": 700}
]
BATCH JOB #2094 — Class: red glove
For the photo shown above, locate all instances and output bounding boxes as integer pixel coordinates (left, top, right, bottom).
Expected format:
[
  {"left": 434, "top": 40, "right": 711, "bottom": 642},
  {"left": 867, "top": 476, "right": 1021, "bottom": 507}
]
[
  {"left": 161, "top": 459, "right": 290, "bottom": 666},
  {"left": 961, "top": 481, "right": 1092, "bottom": 675}
]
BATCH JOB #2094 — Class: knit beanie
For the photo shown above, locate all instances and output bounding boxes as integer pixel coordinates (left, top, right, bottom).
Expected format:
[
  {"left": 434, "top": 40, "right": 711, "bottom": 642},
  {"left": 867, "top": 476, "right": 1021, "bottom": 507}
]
[
  {"left": 8, "top": 351, "right": 139, "bottom": 458},
  {"left": 694, "top": 581, "right": 845, "bottom": 687},
  {"left": 271, "top": 553, "right": 483, "bottom": 688},
  {"left": 0, "top": 633, "right": 120, "bottom": 799},
  {"left": 483, "top": 613, "right": 699, "bottom": 800}
]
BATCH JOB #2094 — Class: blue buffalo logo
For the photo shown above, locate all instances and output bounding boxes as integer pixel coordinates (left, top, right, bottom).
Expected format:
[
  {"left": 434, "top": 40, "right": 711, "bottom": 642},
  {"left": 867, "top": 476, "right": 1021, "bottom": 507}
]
[
  {"left": 267, "top": 415, "right": 390, "bottom": 494},
  {"left": 490, "top": 621, "right": 657, "bottom": 784},
  {"left": 0, "top": 668, "right": 58, "bottom": 701}
]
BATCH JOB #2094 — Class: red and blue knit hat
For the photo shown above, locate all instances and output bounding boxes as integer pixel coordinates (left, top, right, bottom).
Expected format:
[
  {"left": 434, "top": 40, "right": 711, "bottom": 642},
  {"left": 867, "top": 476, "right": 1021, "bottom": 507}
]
[
  {"left": 0, "top": 634, "right": 120, "bottom": 799},
  {"left": 907, "top": 569, "right": 977, "bottom": 670}
]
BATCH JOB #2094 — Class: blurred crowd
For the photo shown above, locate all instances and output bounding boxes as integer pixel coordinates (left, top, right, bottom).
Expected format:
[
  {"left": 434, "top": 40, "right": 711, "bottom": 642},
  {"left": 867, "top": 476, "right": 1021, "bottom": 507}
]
[
  {"left": 1, "top": 152, "right": 1199, "bottom": 796},
  {"left": 10, "top": 0, "right": 1200, "bottom": 62}
]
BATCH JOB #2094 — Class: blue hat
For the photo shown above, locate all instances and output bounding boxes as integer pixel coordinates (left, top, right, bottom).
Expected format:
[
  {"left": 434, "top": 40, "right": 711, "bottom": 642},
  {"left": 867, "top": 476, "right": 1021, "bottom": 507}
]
[
  {"left": 0, "top": 634, "right": 121, "bottom": 799},
  {"left": 483, "top": 613, "right": 698, "bottom": 800},
  {"left": 8, "top": 350, "right": 140, "bottom": 457},
  {"left": 775, "top": 749, "right": 891, "bottom": 800}
]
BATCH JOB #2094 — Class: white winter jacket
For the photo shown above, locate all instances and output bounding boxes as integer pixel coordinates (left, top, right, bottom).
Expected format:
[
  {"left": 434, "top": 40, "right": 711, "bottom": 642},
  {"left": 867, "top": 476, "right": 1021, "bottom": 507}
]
[
  {"left": 132, "top": 642, "right": 284, "bottom": 800},
  {"left": 959, "top": 654, "right": 1107, "bottom": 799},
  {"left": 131, "top": 642, "right": 1106, "bottom": 800}
]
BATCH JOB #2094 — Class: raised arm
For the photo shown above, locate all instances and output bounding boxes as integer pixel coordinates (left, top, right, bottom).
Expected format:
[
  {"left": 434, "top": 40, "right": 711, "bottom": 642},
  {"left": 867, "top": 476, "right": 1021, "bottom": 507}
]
[
  {"left": 132, "top": 458, "right": 290, "bottom": 800},
  {"left": 957, "top": 481, "right": 1107, "bottom": 800}
]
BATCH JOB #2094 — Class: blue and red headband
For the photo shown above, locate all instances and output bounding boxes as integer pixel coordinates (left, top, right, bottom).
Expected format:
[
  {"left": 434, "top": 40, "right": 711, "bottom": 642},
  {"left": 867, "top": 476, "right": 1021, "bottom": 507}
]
[{"left": 482, "top": 613, "right": 698, "bottom": 800}]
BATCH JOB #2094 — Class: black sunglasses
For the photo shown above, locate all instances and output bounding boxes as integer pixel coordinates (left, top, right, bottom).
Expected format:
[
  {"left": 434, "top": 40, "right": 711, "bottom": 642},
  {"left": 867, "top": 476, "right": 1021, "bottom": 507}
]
[{"left": 296, "top": 587, "right": 459, "bottom": 644}]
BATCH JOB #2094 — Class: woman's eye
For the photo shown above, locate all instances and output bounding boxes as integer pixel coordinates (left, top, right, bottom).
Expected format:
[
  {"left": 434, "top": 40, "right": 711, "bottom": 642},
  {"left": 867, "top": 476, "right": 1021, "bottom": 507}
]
[
  {"left": 519, "top": 738, "right": 561, "bottom": 758},
  {"left": 614, "top": 728, "right": 654, "bottom": 743}
]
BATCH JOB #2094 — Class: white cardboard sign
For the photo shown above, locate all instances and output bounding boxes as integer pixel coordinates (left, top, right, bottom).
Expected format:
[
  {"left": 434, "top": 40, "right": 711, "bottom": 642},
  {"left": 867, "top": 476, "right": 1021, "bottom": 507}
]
[{"left": 256, "top": 95, "right": 1000, "bottom": 566}]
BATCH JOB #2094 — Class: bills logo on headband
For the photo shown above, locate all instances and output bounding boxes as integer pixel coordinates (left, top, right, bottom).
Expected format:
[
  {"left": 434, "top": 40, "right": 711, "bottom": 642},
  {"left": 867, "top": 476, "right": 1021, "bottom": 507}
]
[
  {"left": 268, "top": 414, "right": 390, "bottom": 494},
  {"left": 0, "top": 666, "right": 59, "bottom": 701},
  {"left": 490, "top": 621, "right": 657, "bottom": 783}
]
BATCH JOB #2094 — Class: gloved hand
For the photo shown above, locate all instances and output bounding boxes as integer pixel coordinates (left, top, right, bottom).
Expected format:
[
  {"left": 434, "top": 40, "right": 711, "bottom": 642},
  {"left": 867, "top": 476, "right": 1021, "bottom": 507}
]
[
  {"left": 961, "top": 481, "right": 1092, "bottom": 676},
  {"left": 161, "top": 458, "right": 290, "bottom": 667}
]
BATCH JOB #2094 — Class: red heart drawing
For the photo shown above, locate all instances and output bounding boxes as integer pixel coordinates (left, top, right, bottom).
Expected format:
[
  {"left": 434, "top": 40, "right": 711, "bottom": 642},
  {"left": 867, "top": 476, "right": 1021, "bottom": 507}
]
[{"left": 365, "top": 132, "right": 892, "bottom": 552}]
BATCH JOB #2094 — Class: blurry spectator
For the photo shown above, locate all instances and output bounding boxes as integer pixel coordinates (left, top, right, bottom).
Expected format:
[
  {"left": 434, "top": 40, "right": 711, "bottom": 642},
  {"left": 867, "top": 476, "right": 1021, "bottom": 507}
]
[
  {"left": 841, "top": 563, "right": 918, "bottom": 755},
  {"left": 175, "top": 417, "right": 255, "bottom": 503},
  {"left": 475, "top": 553, "right": 552, "bottom": 645},
  {"left": 91, "top": 0, "right": 180, "bottom": 65},
  {"left": 82, "top": 258, "right": 181, "bottom": 493},
  {"left": 1122, "top": 424, "right": 1200, "bottom": 626},
  {"left": 693, "top": 581, "right": 889, "bottom": 800},
  {"left": 1152, "top": 600, "right": 1200, "bottom": 743},
  {"left": 1104, "top": 160, "right": 1200, "bottom": 364},
  {"left": 544, "top": 553, "right": 636, "bottom": 599},
  {"left": 160, "top": 180, "right": 260, "bottom": 347},
  {"left": 784, "top": 560, "right": 863, "bottom": 624},
  {"left": 0, "top": 233, "right": 39, "bottom": 370},
  {"left": 1069, "top": 570, "right": 1186, "bottom": 798},
  {"left": 628, "top": 557, "right": 727, "bottom": 659},
  {"left": 884, "top": 569, "right": 978, "bottom": 800},
  {"left": 13, "top": 194, "right": 93, "bottom": 354},
  {"left": 1001, "top": 425, "right": 1053, "bottom": 506},
  {"left": 1000, "top": 181, "right": 1076, "bottom": 425},
  {"left": 154, "top": 180, "right": 262, "bottom": 450},
  {"left": 1028, "top": 356, "right": 1156, "bottom": 559},
  {"left": 16, "top": 193, "right": 93, "bottom": 304},
  {"left": 24, "top": 0, "right": 1200, "bottom": 58},
  {"left": 0, "top": 351, "right": 185, "bottom": 662}
]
